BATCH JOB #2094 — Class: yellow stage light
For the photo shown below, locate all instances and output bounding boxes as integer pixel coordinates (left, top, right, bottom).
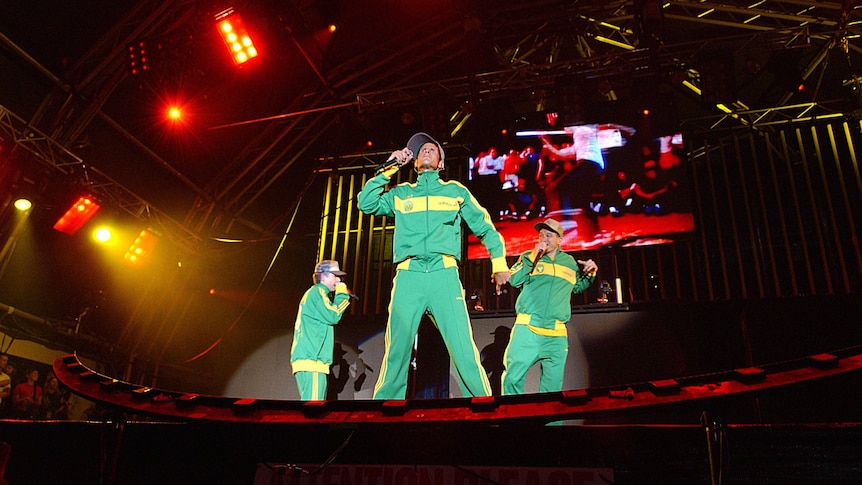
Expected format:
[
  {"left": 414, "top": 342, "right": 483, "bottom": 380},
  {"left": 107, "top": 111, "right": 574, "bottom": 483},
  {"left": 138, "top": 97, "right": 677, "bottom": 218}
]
[{"left": 13, "top": 198, "right": 32, "bottom": 211}]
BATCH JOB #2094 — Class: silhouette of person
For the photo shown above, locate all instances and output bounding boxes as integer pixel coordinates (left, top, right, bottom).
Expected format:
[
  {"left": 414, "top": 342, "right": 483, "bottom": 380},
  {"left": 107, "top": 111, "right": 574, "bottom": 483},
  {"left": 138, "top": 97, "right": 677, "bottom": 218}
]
[
  {"left": 351, "top": 354, "right": 375, "bottom": 397},
  {"left": 481, "top": 325, "right": 511, "bottom": 396},
  {"left": 326, "top": 343, "right": 351, "bottom": 400}
]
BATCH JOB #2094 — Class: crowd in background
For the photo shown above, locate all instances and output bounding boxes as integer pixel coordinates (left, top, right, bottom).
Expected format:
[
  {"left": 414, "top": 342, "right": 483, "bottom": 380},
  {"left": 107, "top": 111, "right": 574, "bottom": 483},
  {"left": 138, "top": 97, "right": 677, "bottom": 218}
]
[{"left": 0, "top": 353, "right": 95, "bottom": 420}]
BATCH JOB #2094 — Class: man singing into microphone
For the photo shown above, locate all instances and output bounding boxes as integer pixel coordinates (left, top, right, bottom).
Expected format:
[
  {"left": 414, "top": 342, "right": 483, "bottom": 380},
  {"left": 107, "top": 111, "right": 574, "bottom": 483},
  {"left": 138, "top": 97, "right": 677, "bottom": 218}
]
[
  {"left": 501, "top": 218, "right": 597, "bottom": 394},
  {"left": 358, "top": 132, "right": 510, "bottom": 399},
  {"left": 290, "top": 259, "right": 352, "bottom": 401}
]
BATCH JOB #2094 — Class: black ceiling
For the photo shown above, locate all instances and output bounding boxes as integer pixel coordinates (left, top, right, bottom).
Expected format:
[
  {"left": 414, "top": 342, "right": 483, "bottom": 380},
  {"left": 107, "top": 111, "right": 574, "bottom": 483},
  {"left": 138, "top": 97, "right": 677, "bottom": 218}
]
[{"left": 2, "top": 0, "right": 861, "bottom": 247}]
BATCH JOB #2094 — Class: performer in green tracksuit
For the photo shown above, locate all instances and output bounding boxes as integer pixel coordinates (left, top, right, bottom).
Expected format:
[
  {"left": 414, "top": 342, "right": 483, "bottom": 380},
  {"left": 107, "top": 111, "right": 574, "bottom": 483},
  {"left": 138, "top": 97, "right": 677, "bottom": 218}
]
[
  {"left": 290, "top": 260, "right": 351, "bottom": 401},
  {"left": 502, "top": 218, "right": 597, "bottom": 394},
  {"left": 358, "top": 132, "right": 511, "bottom": 400}
]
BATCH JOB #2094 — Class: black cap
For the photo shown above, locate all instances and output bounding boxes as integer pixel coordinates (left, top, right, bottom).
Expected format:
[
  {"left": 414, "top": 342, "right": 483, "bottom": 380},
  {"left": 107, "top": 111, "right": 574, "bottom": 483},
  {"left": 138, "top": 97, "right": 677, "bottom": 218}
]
[{"left": 407, "top": 132, "right": 445, "bottom": 167}]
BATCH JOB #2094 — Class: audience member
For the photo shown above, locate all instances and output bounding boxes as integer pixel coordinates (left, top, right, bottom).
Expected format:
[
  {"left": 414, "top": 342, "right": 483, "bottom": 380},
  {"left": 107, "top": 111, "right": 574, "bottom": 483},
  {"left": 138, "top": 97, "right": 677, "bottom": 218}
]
[
  {"left": 11, "top": 368, "right": 42, "bottom": 419},
  {"left": 0, "top": 356, "right": 10, "bottom": 417},
  {"left": 39, "top": 374, "right": 70, "bottom": 420}
]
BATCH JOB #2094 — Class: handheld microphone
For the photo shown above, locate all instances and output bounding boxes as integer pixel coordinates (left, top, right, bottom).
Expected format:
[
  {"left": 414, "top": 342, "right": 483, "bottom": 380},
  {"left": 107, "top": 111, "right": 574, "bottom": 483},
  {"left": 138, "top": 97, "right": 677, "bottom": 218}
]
[
  {"left": 347, "top": 291, "right": 360, "bottom": 301},
  {"left": 375, "top": 150, "right": 413, "bottom": 174},
  {"left": 528, "top": 249, "right": 546, "bottom": 275}
]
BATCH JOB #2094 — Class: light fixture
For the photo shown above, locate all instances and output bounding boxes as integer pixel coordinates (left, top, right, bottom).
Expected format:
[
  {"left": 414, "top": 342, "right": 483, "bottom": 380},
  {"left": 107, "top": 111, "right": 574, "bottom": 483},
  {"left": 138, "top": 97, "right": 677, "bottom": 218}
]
[
  {"left": 215, "top": 8, "right": 259, "bottom": 65},
  {"left": 53, "top": 196, "right": 101, "bottom": 236},
  {"left": 13, "top": 198, "right": 32, "bottom": 212},
  {"left": 127, "top": 41, "right": 151, "bottom": 76},
  {"left": 123, "top": 229, "right": 159, "bottom": 267}
]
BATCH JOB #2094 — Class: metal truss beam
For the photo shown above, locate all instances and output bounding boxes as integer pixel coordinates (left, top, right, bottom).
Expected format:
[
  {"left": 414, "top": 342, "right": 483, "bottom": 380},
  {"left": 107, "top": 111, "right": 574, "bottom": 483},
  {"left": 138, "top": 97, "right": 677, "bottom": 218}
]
[{"left": 0, "top": 104, "right": 206, "bottom": 256}]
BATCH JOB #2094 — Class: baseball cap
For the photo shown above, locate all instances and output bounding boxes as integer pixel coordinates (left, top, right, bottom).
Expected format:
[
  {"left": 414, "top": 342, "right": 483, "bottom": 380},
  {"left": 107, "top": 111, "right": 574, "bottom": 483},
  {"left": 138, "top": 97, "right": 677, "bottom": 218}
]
[
  {"left": 407, "top": 132, "right": 445, "bottom": 167},
  {"left": 314, "top": 260, "right": 346, "bottom": 276},
  {"left": 534, "top": 218, "right": 564, "bottom": 237}
]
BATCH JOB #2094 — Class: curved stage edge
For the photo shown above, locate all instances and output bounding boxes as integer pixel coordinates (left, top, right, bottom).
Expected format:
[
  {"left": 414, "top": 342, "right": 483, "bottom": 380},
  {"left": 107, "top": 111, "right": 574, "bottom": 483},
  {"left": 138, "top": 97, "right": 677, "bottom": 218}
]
[{"left": 55, "top": 346, "right": 862, "bottom": 425}]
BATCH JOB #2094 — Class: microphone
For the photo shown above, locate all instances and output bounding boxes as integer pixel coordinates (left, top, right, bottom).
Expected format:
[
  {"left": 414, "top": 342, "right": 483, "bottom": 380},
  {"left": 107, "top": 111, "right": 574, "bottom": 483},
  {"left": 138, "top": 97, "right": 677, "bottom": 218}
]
[
  {"left": 528, "top": 249, "right": 546, "bottom": 275},
  {"left": 375, "top": 150, "right": 413, "bottom": 174},
  {"left": 346, "top": 290, "right": 360, "bottom": 301}
]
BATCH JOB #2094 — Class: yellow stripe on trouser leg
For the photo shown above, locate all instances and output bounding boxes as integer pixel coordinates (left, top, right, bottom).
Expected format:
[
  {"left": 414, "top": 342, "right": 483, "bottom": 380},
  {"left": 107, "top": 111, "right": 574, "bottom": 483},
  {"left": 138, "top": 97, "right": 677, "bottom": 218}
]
[
  {"left": 373, "top": 269, "right": 427, "bottom": 399},
  {"left": 295, "top": 371, "right": 328, "bottom": 401},
  {"left": 373, "top": 266, "right": 491, "bottom": 399}
]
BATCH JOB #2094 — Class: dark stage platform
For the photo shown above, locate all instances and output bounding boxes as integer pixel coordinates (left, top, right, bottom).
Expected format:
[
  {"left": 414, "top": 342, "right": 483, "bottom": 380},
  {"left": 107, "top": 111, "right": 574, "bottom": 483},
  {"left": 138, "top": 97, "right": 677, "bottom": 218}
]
[
  {"left": 1, "top": 417, "right": 862, "bottom": 484},
  {"left": 0, "top": 350, "right": 854, "bottom": 484}
]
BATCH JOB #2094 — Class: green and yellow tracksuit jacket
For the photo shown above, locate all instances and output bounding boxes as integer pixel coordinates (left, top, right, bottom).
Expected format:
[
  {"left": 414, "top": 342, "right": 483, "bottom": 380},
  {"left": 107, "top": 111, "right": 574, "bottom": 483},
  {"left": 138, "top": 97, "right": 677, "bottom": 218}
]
[
  {"left": 509, "top": 250, "right": 595, "bottom": 335},
  {"left": 357, "top": 169, "right": 508, "bottom": 272},
  {"left": 290, "top": 282, "right": 351, "bottom": 374}
]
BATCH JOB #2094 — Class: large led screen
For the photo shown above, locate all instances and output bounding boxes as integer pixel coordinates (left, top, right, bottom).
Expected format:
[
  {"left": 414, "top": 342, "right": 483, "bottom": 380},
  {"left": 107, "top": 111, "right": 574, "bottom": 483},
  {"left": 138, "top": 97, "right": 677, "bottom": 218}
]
[{"left": 467, "top": 96, "right": 695, "bottom": 259}]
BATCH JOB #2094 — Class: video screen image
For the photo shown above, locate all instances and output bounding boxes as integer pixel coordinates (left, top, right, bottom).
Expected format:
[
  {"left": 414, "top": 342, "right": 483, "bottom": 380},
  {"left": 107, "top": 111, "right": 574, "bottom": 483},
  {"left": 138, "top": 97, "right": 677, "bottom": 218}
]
[{"left": 467, "top": 99, "right": 695, "bottom": 259}]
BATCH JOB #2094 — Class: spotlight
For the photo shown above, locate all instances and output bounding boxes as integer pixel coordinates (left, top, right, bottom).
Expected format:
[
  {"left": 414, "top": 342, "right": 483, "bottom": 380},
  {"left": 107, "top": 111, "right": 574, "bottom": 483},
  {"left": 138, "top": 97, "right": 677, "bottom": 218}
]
[
  {"left": 215, "top": 8, "right": 259, "bottom": 65},
  {"left": 13, "top": 198, "right": 32, "bottom": 212},
  {"left": 53, "top": 196, "right": 101, "bottom": 236},
  {"left": 93, "top": 227, "right": 113, "bottom": 244}
]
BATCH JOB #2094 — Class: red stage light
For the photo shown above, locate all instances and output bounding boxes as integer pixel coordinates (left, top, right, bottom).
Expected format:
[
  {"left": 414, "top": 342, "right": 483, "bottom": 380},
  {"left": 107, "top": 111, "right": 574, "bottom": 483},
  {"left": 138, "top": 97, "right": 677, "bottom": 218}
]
[
  {"left": 53, "top": 196, "right": 101, "bottom": 236},
  {"left": 127, "top": 41, "right": 150, "bottom": 76},
  {"left": 215, "top": 9, "right": 259, "bottom": 65}
]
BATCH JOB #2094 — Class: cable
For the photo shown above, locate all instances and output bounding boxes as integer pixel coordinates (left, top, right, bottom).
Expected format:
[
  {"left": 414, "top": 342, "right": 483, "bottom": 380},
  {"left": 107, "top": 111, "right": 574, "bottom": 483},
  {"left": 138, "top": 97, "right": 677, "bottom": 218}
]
[
  {"left": 184, "top": 172, "right": 317, "bottom": 363},
  {"left": 307, "top": 428, "right": 356, "bottom": 475}
]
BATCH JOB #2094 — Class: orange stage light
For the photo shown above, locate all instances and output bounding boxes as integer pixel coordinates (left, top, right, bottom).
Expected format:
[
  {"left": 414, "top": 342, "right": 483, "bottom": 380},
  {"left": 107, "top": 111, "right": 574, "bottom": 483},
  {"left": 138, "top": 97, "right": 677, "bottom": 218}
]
[
  {"left": 53, "top": 196, "right": 101, "bottom": 236},
  {"left": 123, "top": 229, "right": 159, "bottom": 267},
  {"left": 215, "top": 9, "right": 259, "bottom": 65}
]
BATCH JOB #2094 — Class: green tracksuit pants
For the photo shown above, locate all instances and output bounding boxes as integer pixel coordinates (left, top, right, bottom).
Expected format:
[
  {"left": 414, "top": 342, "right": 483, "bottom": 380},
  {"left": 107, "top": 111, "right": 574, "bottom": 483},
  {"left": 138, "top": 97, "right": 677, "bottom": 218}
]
[
  {"left": 502, "top": 324, "right": 568, "bottom": 394},
  {"left": 294, "top": 371, "right": 327, "bottom": 401},
  {"left": 373, "top": 266, "right": 492, "bottom": 399}
]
